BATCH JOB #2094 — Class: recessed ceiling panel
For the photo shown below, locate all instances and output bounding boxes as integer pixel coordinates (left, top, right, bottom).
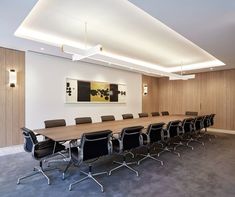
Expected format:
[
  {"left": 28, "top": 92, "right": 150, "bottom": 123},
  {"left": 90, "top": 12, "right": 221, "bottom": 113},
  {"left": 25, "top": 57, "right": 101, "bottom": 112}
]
[{"left": 15, "top": 0, "right": 224, "bottom": 72}]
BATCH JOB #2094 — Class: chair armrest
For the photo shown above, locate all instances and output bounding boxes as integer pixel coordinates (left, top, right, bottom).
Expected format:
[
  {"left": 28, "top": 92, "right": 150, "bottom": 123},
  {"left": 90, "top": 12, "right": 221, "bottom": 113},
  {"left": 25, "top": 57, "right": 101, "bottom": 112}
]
[
  {"left": 161, "top": 128, "right": 169, "bottom": 142},
  {"left": 111, "top": 137, "right": 122, "bottom": 153},
  {"left": 141, "top": 133, "right": 149, "bottom": 145}
]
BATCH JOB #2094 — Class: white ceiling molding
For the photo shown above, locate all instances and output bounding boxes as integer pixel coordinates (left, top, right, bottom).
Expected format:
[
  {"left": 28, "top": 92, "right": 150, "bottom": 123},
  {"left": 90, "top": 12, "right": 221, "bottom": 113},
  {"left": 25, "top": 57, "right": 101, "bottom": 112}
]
[{"left": 15, "top": 0, "right": 225, "bottom": 79}]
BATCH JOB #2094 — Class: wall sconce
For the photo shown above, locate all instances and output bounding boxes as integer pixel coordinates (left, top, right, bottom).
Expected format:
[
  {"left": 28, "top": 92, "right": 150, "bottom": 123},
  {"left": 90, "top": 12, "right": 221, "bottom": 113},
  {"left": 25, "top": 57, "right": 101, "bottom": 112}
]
[
  {"left": 143, "top": 84, "right": 148, "bottom": 96},
  {"left": 9, "top": 69, "right": 17, "bottom": 87}
]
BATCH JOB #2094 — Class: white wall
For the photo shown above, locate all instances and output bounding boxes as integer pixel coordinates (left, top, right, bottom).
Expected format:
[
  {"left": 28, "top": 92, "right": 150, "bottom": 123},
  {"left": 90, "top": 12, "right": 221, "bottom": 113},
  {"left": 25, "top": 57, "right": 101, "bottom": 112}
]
[{"left": 26, "top": 52, "right": 142, "bottom": 129}]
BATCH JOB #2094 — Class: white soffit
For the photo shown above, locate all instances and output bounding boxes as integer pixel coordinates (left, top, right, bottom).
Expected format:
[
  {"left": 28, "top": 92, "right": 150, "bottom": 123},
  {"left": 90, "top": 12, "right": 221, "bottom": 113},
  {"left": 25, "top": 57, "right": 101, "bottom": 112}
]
[{"left": 15, "top": 0, "right": 225, "bottom": 75}]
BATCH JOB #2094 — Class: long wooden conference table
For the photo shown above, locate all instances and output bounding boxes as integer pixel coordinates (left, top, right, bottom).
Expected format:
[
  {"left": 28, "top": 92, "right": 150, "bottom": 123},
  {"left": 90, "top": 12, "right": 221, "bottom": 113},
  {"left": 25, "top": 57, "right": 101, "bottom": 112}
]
[{"left": 35, "top": 115, "right": 191, "bottom": 142}]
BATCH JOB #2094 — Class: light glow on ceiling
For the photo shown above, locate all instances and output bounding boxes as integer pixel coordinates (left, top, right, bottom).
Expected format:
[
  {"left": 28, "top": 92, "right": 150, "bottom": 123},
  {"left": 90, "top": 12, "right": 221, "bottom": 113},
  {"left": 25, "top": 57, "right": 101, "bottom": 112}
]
[{"left": 14, "top": 0, "right": 226, "bottom": 80}]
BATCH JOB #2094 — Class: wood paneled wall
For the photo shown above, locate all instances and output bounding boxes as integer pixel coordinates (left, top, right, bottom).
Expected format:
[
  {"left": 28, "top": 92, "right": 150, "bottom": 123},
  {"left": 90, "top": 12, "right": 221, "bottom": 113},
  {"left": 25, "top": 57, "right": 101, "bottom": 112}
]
[
  {"left": 142, "top": 69, "right": 235, "bottom": 130},
  {"left": 142, "top": 75, "right": 159, "bottom": 113},
  {"left": 0, "top": 47, "right": 25, "bottom": 147}
]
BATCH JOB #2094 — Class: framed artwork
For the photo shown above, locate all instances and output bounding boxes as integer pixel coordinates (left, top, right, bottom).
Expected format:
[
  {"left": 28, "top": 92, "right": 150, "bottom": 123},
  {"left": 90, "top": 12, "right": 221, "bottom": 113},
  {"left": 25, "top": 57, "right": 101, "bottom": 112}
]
[{"left": 66, "top": 78, "right": 126, "bottom": 103}]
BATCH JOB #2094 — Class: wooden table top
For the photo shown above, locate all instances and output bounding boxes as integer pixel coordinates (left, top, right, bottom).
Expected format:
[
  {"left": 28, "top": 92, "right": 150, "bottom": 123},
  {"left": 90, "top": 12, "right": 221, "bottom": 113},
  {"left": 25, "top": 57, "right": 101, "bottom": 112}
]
[{"left": 35, "top": 115, "right": 191, "bottom": 142}]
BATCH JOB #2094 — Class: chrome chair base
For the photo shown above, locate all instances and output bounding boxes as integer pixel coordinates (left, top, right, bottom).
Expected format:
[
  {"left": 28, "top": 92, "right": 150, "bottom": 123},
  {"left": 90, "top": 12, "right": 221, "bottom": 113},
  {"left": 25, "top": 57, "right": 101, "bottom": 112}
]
[
  {"left": 126, "top": 151, "right": 135, "bottom": 158},
  {"left": 200, "top": 132, "right": 216, "bottom": 142},
  {"left": 186, "top": 137, "right": 205, "bottom": 146},
  {"left": 157, "top": 146, "right": 180, "bottom": 157},
  {"left": 109, "top": 161, "right": 139, "bottom": 176},
  {"left": 69, "top": 170, "right": 107, "bottom": 192},
  {"left": 137, "top": 153, "right": 164, "bottom": 166},
  {"left": 17, "top": 166, "right": 51, "bottom": 185},
  {"left": 174, "top": 141, "right": 194, "bottom": 150}
]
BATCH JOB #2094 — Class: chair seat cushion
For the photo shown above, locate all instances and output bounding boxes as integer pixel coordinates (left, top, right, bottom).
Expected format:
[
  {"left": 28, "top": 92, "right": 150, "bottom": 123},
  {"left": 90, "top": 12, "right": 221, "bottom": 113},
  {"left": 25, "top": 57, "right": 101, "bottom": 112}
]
[{"left": 34, "top": 141, "right": 65, "bottom": 159}]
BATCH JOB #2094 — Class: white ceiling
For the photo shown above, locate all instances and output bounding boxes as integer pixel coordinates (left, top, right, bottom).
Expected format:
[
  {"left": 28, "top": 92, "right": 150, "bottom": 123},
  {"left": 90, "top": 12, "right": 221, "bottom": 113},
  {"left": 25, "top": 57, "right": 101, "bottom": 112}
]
[{"left": 0, "top": 0, "right": 234, "bottom": 75}]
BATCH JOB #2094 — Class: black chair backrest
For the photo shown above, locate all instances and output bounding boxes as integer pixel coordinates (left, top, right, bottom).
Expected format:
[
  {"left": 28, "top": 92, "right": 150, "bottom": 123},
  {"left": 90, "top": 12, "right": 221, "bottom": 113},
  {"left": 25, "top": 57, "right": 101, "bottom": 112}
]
[
  {"left": 209, "top": 114, "right": 216, "bottom": 126},
  {"left": 81, "top": 130, "right": 112, "bottom": 161},
  {"left": 147, "top": 122, "right": 165, "bottom": 143},
  {"left": 138, "top": 113, "right": 148, "bottom": 118},
  {"left": 44, "top": 119, "right": 66, "bottom": 128},
  {"left": 151, "top": 112, "right": 160, "bottom": 117},
  {"left": 166, "top": 120, "right": 181, "bottom": 137},
  {"left": 122, "top": 113, "right": 134, "bottom": 120},
  {"left": 75, "top": 117, "right": 92, "bottom": 125},
  {"left": 121, "top": 126, "right": 144, "bottom": 151},
  {"left": 203, "top": 115, "right": 211, "bottom": 128},
  {"left": 182, "top": 118, "right": 195, "bottom": 133},
  {"left": 161, "top": 111, "right": 169, "bottom": 116},
  {"left": 21, "top": 127, "right": 38, "bottom": 152},
  {"left": 185, "top": 111, "right": 198, "bottom": 116},
  {"left": 195, "top": 116, "right": 204, "bottom": 131},
  {"left": 101, "top": 115, "right": 115, "bottom": 122}
]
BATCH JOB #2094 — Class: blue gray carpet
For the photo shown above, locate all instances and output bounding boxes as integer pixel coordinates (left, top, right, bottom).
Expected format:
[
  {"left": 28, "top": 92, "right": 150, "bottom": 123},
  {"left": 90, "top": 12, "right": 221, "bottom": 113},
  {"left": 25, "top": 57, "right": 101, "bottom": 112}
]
[{"left": 0, "top": 132, "right": 235, "bottom": 197}]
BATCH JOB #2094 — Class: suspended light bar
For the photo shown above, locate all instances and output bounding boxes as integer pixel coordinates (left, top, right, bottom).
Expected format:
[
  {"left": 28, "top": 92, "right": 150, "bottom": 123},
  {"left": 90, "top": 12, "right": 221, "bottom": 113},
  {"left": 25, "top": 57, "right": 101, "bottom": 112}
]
[
  {"left": 169, "top": 74, "right": 195, "bottom": 80},
  {"left": 62, "top": 44, "right": 102, "bottom": 61}
]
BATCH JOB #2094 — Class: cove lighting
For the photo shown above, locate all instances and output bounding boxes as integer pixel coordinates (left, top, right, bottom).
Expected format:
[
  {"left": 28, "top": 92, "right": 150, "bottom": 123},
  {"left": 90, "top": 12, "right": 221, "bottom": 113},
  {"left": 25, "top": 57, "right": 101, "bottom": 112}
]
[
  {"left": 168, "top": 60, "right": 225, "bottom": 72},
  {"left": 62, "top": 44, "right": 195, "bottom": 80}
]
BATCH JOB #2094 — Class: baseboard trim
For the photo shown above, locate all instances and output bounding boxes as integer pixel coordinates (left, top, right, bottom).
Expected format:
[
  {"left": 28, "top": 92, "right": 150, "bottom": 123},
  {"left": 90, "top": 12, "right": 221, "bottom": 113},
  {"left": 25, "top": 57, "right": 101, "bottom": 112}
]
[{"left": 209, "top": 128, "right": 235, "bottom": 135}]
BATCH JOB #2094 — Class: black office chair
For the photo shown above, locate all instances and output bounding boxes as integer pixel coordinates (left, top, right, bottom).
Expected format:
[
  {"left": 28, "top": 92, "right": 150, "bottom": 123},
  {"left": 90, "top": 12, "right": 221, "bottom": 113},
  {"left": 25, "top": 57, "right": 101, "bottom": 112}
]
[
  {"left": 187, "top": 116, "right": 205, "bottom": 146},
  {"left": 200, "top": 114, "right": 216, "bottom": 141},
  {"left": 122, "top": 113, "right": 134, "bottom": 120},
  {"left": 63, "top": 130, "right": 112, "bottom": 192},
  {"left": 101, "top": 115, "right": 115, "bottom": 122},
  {"left": 109, "top": 126, "right": 144, "bottom": 177},
  {"left": 138, "top": 112, "right": 148, "bottom": 118},
  {"left": 44, "top": 119, "right": 68, "bottom": 165},
  {"left": 209, "top": 114, "right": 216, "bottom": 127},
  {"left": 174, "top": 118, "right": 194, "bottom": 150},
  {"left": 161, "top": 111, "right": 169, "bottom": 116},
  {"left": 207, "top": 114, "right": 216, "bottom": 139},
  {"left": 138, "top": 123, "right": 165, "bottom": 165},
  {"left": 185, "top": 111, "right": 198, "bottom": 116},
  {"left": 151, "top": 112, "right": 160, "bottom": 117},
  {"left": 75, "top": 117, "right": 92, "bottom": 125},
  {"left": 157, "top": 120, "right": 181, "bottom": 157},
  {"left": 17, "top": 127, "right": 65, "bottom": 185}
]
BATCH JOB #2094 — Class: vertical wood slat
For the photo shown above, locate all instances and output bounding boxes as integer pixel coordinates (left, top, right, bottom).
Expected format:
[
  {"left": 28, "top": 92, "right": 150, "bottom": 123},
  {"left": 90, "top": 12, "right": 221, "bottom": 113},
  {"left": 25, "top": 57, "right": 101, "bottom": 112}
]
[
  {"left": 0, "top": 47, "right": 25, "bottom": 147},
  {"left": 0, "top": 48, "right": 6, "bottom": 147}
]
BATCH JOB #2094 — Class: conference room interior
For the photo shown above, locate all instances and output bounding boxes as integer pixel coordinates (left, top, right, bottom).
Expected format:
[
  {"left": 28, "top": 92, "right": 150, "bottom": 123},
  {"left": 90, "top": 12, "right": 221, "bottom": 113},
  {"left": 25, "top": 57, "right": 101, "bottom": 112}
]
[{"left": 0, "top": 0, "right": 235, "bottom": 197}]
